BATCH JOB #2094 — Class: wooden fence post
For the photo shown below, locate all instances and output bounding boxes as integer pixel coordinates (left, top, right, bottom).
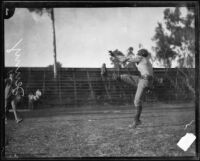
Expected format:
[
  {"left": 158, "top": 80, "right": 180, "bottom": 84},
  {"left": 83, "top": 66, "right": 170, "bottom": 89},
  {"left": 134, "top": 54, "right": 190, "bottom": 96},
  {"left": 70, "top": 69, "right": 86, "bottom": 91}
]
[
  {"left": 58, "top": 71, "right": 62, "bottom": 105},
  {"left": 73, "top": 71, "right": 77, "bottom": 106},
  {"left": 87, "top": 71, "right": 95, "bottom": 102},
  {"left": 42, "top": 70, "right": 46, "bottom": 95}
]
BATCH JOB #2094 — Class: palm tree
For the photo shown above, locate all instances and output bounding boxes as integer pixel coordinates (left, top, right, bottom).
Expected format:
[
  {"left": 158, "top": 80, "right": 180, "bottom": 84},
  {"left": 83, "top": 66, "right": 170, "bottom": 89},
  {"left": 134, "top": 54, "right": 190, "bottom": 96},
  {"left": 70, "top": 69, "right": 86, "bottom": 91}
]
[{"left": 28, "top": 8, "right": 57, "bottom": 79}]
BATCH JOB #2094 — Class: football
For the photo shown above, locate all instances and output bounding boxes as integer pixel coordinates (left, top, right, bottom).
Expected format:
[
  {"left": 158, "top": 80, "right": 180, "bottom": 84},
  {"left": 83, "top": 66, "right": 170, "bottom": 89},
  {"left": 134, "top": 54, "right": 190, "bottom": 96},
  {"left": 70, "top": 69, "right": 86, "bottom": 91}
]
[
  {"left": 36, "top": 89, "right": 42, "bottom": 97},
  {"left": 28, "top": 89, "right": 42, "bottom": 101}
]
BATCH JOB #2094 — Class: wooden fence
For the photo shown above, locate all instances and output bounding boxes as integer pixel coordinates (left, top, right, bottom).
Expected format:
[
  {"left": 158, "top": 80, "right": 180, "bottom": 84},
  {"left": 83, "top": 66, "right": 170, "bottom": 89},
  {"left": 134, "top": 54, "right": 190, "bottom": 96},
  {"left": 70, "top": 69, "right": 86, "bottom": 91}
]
[{"left": 4, "top": 67, "right": 195, "bottom": 109}]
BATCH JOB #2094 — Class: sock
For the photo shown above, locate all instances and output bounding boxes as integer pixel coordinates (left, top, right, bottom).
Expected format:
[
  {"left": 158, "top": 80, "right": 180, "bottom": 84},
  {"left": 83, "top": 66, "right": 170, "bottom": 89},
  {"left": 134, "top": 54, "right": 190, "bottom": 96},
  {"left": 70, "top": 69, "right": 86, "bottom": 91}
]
[{"left": 135, "top": 105, "right": 142, "bottom": 121}]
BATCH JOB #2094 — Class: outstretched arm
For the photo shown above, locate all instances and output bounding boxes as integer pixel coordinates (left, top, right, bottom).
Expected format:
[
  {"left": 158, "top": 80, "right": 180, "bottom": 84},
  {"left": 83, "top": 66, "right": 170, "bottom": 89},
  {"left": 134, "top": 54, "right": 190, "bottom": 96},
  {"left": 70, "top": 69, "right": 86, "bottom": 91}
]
[
  {"left": 118, "top": 55, "right": 142, "bottom": 64},
  {"left": 127, "top": 55, "right": 143, "bottom": 63}
]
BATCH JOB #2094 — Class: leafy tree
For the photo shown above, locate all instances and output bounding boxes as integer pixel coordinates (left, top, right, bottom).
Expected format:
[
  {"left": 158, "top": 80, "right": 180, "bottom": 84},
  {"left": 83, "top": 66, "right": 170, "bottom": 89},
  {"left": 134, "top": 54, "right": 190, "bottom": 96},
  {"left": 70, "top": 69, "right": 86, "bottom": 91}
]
[
  {"left": 152, "top": 7, "right": 195, "bottom": 96},
  {"left": 47, "top": 61, "right": 62, "bottom": 70},
  {"left": 109, "top": 49, "right": 137, "bottom": 70},
  {"left": 152, "top": 7, "right": 195, "bottom": 68},
  {"left": 109, "top": 49, "right": 124, "bottom": 68}
]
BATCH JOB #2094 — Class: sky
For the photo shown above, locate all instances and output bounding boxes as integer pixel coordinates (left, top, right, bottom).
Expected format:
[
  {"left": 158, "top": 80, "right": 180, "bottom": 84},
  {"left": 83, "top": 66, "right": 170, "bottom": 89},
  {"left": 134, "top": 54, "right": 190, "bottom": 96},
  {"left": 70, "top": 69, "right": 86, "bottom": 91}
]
[{"left": 4, "top": 7, "right": 185, "bottom": 68}]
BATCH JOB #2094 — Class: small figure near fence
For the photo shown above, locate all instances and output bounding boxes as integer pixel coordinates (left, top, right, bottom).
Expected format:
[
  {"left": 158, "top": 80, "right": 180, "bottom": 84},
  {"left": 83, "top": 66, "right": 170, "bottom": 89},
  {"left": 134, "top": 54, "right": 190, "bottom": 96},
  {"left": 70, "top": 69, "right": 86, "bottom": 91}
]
[
  {"left": 127, "top": 47, "right": 134, "bottom": 57},
  {"left": 101, "top": 63, "right": 108, "bottom": 81},
  {"left": 125, "top": 47, "right": 138, "bottom": 70},
  {"left": 28, "top": 89, "right": 42, "bottom": 110},
  {"left": 101, "top": 63, "right": 111, "bottom": 100},
  {"left": 117, "top": 48, "right": 154, "bottom": 128},
  {"left": 5, "top": 70, "right": 23, "bottom": 124}
]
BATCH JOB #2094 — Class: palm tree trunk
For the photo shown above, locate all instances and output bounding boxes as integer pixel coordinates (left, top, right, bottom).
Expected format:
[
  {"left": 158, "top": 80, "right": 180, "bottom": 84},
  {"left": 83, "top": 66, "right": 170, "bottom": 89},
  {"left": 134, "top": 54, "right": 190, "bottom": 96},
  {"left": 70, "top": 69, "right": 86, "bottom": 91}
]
[{"left": 51, "top": 8, "right": 57, "bottom": 79}]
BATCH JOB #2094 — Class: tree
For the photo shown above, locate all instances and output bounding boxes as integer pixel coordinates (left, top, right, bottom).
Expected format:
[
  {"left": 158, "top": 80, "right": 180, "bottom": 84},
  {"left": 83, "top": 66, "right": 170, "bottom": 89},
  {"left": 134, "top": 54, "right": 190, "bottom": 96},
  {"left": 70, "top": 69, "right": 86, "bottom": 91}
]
[
  {"left": 109, "top": 49, "right": 124, "bottom": 68},
  {"left": 47, "top": 61, "right": 62, "bottom": 70},
  {"left": 152, "top": 7, "right": 195, "bottom": 68},
  {"left": 28, "top": 8, "right": 58, "bottom": 79},
  {"left": 109, "top": 49, "right": 137, "bottom": 70},
  {"left": 152, "top": 7, "right": 195, "bottom": 96}
]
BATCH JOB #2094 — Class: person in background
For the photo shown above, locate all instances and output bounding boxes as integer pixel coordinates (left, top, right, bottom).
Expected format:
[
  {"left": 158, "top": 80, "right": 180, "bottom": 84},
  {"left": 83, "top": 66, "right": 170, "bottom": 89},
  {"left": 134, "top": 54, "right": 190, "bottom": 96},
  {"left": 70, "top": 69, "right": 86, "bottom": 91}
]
[
  {"left": 5, "top": 70, "right": 23, "bottom": 124},
  {"left": 125, "top": 47, "right": 138, "bottom": 70},
  {"left": 127, "top": 47, "right": 134, "bottom": 57},
  {"left": 101, "top": 63, "right": 108, "bottom": 81},
  {"left": 101, "top": 63, "right": 111, "bottom": 100}
]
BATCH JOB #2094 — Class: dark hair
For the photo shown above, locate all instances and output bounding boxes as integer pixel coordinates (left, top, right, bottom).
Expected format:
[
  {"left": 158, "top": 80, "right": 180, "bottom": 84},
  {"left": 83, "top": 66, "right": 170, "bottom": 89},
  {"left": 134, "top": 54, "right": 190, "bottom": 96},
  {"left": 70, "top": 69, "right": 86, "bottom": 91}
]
[
  {"left": 128, "top": 47, "right": 133, "bottom": 51},
  {"left": 137, "top": 49, "right": 149, "bottom": 57}
]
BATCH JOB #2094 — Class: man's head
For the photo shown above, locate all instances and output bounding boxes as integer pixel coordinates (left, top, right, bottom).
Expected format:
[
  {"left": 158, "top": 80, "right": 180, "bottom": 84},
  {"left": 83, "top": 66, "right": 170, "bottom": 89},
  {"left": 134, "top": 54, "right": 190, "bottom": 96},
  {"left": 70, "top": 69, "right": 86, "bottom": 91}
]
[
  {"left": 128, "top": 47, "right": 134, "bottom": 52},
  {"left": 137, "top": 49, "right": 149, "bottom": 57}
]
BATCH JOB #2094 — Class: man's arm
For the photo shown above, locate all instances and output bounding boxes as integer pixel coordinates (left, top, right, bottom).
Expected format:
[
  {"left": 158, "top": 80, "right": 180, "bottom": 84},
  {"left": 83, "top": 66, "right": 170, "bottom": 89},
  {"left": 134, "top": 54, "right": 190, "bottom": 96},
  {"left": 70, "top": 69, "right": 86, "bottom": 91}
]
[
  {"left": 118, "top": 55, "right": 142, "bottom": 63},
  {"left": 127, "top": 55, "right": 143, "bottom": 63}
]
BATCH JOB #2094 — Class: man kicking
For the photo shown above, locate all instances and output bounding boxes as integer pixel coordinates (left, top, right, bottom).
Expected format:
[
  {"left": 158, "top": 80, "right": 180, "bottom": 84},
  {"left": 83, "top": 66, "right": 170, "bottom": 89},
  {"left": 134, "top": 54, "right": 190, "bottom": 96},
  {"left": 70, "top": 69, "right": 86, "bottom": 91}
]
[{"left": 118, "top": 48, "right": 154, "bottom": 128}]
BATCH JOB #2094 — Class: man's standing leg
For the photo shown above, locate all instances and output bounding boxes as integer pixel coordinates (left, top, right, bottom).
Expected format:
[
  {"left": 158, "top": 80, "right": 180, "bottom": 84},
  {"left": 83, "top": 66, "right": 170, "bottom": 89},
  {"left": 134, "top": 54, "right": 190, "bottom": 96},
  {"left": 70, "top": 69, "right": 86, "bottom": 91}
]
[{"left": 130, "top": 79, "right": 147, "bottom": 128}]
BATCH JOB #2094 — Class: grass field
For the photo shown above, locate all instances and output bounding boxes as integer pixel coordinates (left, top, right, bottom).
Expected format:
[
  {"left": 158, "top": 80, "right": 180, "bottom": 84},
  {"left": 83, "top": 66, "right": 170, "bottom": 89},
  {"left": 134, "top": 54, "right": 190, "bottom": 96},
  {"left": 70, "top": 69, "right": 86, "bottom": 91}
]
[{"left": 5, "top": 102, "right": 196, "bottom": 158}]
